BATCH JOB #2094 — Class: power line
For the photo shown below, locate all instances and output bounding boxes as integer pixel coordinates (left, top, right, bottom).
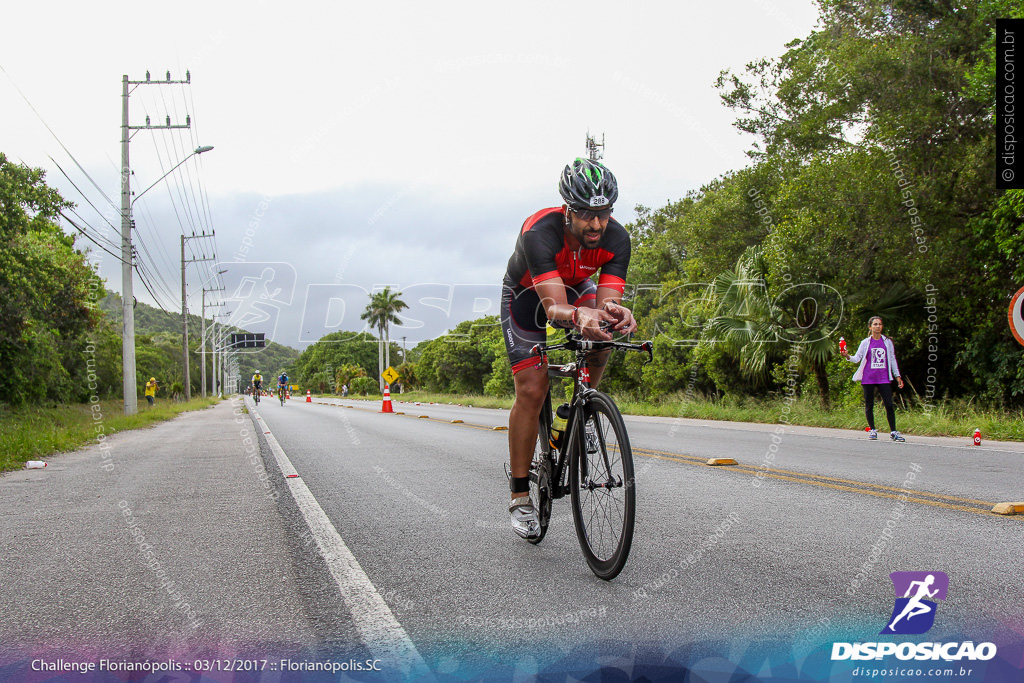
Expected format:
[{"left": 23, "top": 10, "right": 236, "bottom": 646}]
[
  {"left": 147, "top": 108, "right": 198, "bottom": 237},
  {"left": 67, "top": 206, "right": 121, "bottom": 254},
  {"left": 185, "top": 82, "right": 216, "bottom": 235},
  {"left": 133, "top": 257, "right": 176, "bottom": 316},
  {"left": 1, "top": 66, "right": 120, "bottom": 214},
  {"left": 59, "top": 211, "right": 124, "bottom": 262},
  {"left": 132, "top": 199, "right": 180, "bottom": 284},
  {"left": 132, "top": 226, "right": 179, "bottom": 306},
  {"left": 47, "top": 155, "right": 119, "bottom": 237},
  {"left": 158, "top": 89, "right": 204, "bottom": 235},
  {"left": 134, "top": 256, "right": 176, "bottom": 314}
]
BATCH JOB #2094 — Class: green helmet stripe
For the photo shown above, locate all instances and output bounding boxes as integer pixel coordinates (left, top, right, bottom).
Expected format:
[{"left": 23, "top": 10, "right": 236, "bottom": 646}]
[{"left": 576, "top": 158, "right": 603, "bottom": 185}]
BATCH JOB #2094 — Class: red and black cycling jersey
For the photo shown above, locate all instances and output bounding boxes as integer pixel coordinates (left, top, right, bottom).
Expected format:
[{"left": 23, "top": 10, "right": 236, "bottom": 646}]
[{"left": 502, "top": 207, "right": 631, "bottom": 294}]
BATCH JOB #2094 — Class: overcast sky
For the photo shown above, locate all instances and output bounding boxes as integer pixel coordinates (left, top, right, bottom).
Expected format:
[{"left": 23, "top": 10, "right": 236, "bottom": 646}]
[{"left": 2, "top": 0, "right": 820, "bottom": 350}]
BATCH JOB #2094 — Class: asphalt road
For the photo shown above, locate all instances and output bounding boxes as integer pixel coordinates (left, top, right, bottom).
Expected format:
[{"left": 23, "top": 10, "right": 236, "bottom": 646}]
[
  {"left": 2, "top": 395, "right": 1021, "bottom": 681},
  {"left": 254, "top": 395, "right": 1024, "bottom": 678}
]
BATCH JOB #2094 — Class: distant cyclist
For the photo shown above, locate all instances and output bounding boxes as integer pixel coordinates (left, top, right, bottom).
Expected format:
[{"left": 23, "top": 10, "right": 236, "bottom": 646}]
[
  {"left": 278, "top": 372, "right": 288, "bottom": 398},
  {"left": 251, "top": 371, "right": 263, "bottom": 396},
  {"left": 501, "top": 158, "right": 637, "bottom": 539}
]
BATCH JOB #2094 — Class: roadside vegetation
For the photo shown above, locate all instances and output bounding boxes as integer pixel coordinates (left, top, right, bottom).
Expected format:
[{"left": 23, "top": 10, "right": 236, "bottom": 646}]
[
  {"left": 327, "top": 390, "right": 1024, "bottom": 443},
  {"left": 4, "top": 2, "right": 1023, "bottom": 472},
  {"left": 0, "top": 397, "right": 221, "bottom": 473},
  {"left": 298, "top": 2, "right": 1024, "bottom": 436}
]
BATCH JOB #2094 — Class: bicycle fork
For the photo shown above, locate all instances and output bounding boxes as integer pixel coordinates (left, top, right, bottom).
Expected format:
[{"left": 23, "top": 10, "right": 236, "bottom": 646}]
[{"left": 566, "top": 394, "right": 623, "bottom": 493}]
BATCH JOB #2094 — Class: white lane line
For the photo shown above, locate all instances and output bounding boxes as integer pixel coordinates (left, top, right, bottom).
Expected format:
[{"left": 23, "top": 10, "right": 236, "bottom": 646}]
[{"left": 249, "top": 400, "right": 433, "bottom": 680}]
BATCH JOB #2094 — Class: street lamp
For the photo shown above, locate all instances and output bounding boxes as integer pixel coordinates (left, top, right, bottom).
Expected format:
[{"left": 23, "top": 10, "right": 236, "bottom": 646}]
[
  {"left": 121, "top": 144, "right": 214, "bottom": 415},
  {"left": 132, "top": 146, "right": 214, "bottom": 207}
]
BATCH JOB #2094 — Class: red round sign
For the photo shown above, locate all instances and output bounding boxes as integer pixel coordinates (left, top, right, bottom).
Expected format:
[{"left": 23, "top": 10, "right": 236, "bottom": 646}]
[{"left": 1010, "top": 285, "right": 1024, "bottom": 347}]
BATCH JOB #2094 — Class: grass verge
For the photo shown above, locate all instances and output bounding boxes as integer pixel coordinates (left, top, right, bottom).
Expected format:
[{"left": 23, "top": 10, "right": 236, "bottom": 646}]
[
  {"left": 330, "top": 391, "right": 1024, "bottom": 442},
  {"left": 0, "top": 397, "right": 222, "bottom": 473}
]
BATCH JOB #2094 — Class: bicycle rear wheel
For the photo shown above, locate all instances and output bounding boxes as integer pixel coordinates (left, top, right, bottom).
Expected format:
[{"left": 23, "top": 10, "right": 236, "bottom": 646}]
[{"left": 569, "top": 391, "right": 635, "bottom": 580}]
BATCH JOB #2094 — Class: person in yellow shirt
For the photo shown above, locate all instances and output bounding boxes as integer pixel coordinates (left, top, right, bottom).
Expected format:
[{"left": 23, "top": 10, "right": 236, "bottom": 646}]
[{"left": 144, "top": 377, "right": 159, "bottom": 407}]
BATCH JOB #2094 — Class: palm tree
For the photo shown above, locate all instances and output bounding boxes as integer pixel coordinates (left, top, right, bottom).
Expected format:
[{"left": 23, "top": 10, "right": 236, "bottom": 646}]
[
  {"left": 704, "top": 246, "right": 840, "bottom": 409},
  {"left": 361, "top": 287, "right": 408, "bottom": 390}
]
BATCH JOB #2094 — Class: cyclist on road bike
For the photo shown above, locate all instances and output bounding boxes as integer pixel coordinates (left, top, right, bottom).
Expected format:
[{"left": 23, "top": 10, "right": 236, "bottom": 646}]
[
  {"left": 501, "top": 158, "right": 637, "bottom": 539},
  {"left": 278, "top": 372, "right": 288, "bottom": 396},
  {"left": 251, "top": 371, "right": 263, "bottom": 396}
]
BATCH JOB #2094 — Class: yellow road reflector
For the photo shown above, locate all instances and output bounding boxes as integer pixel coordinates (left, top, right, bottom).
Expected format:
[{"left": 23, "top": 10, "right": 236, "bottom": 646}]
[
  {"left": 418, "top": 415, "right": 430, "bottom": 419},
  {"left": 706, "top": 458, "right": 738, "bottom": 466},
  {"left": 450, "top": 419, "right": 464, "bottom": 424},
  {"left": 492, "top": 426, "right": 508, "bottom": 431},
  {"left": 991, "top": 502, "right": 1024, "bottom": 515}
]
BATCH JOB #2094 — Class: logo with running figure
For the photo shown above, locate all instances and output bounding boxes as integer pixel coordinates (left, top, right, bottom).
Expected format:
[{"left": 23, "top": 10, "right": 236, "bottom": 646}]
[{"left": 881, "top": 571, "right": 949, "bottom": 635}]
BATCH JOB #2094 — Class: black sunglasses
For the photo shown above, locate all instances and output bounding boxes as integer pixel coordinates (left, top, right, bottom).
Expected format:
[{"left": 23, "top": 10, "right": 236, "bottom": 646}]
[{"left": 571, "top": 206, "right": 613, "bottom": 221}]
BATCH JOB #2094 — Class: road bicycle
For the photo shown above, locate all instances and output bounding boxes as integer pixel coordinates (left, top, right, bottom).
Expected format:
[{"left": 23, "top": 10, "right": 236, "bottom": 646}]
[
  {"left": 527, "top": 334, "right": 653, "bottom": 580},
  {"left": 253, "top": 385, "right": 261, "bottom": 405},
  {"left": 278, "top": 385, "right": 286, "bottom": 406}
]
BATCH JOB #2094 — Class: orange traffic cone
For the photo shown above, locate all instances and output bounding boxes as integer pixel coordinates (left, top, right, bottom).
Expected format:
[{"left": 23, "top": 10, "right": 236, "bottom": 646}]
[
  {"left": 973, "top": 428, "right": 981, "bottom": 446},
  {"left": 306, "top": 390, "right": 312, "bottom": 403},
  {"left": 381, "top": 384, "right": 394, "bottom": 413}
]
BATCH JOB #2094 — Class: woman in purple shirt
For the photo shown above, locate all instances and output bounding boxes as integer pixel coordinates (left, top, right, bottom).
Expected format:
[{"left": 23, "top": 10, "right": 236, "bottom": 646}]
[{"left": 841, "top": 316, "right": 906, "bottom": 441}]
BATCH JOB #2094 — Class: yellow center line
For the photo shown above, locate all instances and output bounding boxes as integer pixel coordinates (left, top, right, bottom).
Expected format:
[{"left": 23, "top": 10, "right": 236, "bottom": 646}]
[
  {"left": 633, "top": 446, "right": 994, "bottom": 506},
  {"left": 632, "top": 448, "right": 1018, "bottom": 518},
  {"left": 312, "top": 404, "right": 1013, "bottom": 518}
]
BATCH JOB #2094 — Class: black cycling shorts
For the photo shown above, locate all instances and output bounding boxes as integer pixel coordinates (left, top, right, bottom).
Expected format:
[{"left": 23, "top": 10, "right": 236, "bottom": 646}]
[{"left": 500, "top": 278, "right": 597, "bottom": 375}]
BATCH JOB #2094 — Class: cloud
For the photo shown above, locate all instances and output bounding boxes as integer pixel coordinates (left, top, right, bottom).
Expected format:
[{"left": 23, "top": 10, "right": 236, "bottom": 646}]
[{"left": 121, "top": 182, "right": 563, "bottom": 349}]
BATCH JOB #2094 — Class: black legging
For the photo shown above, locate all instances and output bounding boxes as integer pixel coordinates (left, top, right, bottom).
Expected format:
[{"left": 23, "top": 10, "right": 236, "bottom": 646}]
[{"left": 863, "top": 383, "right": 896, "bottom": 432}]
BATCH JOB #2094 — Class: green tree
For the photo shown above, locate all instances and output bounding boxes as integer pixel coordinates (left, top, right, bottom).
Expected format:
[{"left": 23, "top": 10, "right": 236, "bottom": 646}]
[
  {"left": 334, "top": 363, "right": 367, "bottom": 393},
  {"left": 415, "top": 317, "right": 503, "bottom": 394},
  {"left": 293, "top": 331, "right": 378, "bottom": 390},
  {"left": 698, "top": 0, "right": 1021, "bottom": 407},
  {"left": 361, "top": 287, "right": 408, "bottom": 390},
  {"left": 704, "top": 247, "right": 840, "bottom": 408},
  {"left": 0, "top": 154, "right": 103, "bottom": 405}
]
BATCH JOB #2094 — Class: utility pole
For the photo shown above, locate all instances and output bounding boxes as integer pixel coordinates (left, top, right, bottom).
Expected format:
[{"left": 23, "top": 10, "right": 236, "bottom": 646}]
[
  {"left": 182, "top": 234, "right": 215, "bottom": 401},
  {"left": 585, "top": 131, "right": 605, "bottom": 161},
  {"left": 201, "top": 268, "right": 227, "bottom": 398},
  {"left": 212, "top": 312, "right": 231, "bottom": 398},
  {"left": 121, "top": 70, "right": 193, "bottom": 415},
  {"left": 201, "top": 292, "right": 225, "bottom": 398}
]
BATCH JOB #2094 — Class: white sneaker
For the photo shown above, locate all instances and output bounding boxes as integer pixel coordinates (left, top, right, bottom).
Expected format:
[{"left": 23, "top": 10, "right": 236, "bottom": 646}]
[
  {"left": 868, "top": 428, "right": 878, "bottom": 440},
  {"left": 509, "top": 496, "right": 540, "bottom": 539}
]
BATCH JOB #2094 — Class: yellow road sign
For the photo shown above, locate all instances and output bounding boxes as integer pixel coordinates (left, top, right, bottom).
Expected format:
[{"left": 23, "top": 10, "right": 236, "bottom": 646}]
[{"left": 382, "top": 366, "right": 400, "bottom": 385}]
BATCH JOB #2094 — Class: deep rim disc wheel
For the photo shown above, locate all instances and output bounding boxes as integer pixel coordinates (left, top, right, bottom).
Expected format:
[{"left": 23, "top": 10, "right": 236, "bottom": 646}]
[{"left": 569, "top": 391, "right": 635, "bottom": 580}]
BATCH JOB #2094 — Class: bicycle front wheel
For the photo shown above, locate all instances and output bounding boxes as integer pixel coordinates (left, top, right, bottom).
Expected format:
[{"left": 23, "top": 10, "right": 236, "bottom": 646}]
[
  {"left": 528, "top": 400, "right": 554, "bottom": 545},
  {"left": 569, "top": 391, "right": 635, "bottom": 580}
]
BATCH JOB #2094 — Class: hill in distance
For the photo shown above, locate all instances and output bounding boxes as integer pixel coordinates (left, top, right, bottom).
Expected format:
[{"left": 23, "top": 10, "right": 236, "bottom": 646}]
[{"left": 99, "top": 293, "right": 300, "bottom": 380}]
